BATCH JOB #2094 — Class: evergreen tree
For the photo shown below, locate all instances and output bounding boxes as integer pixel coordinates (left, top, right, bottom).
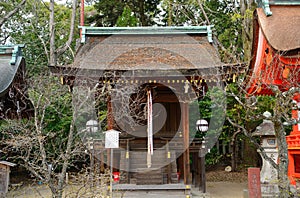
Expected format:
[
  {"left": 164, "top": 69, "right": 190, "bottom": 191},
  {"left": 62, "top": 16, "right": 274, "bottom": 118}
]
[
  {"left": 87, "top": 0, "right": 160, "bottom": 26},
  {"left": 116, "top": 5, "right": 138, "bottom": 27}
]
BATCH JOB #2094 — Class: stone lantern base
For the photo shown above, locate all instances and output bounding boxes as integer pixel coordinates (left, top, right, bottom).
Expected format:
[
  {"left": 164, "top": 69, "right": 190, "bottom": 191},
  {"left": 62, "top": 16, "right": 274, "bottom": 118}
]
[{"left": 261, "top": 183, "right": 279, "bottom": 197}]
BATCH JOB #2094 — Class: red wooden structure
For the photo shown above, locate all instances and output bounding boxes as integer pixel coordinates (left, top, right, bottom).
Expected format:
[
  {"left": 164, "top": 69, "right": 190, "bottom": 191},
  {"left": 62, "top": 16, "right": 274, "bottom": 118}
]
[
  {"left": 286, "top": 93, "right": 300, "bottom": 185},
  {"left": 246, "top": 2, "right": 300, "bottom": 185}
]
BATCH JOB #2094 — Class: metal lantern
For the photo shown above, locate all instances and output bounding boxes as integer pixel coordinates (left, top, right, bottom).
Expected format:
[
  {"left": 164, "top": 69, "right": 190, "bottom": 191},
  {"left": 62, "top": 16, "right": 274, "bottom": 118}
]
[
  {"left": 196, "top": 119, "right": 209, "bottom": 132},
  {"left": 86, "top": 120, "right": 99, "bottom": 133},
  {"left": 196, "top": 119, "right": 209, "bottom": 193}
]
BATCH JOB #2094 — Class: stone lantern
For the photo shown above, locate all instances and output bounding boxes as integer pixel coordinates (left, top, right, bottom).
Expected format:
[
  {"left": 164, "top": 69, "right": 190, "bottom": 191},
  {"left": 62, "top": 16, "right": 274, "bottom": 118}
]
[{"left": 253, "top": 111, "right": 279, "bottom": 196}]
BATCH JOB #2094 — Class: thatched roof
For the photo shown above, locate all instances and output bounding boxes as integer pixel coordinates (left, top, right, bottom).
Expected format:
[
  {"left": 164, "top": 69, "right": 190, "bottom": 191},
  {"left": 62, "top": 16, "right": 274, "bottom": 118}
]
[
  {"left": 61, "top": 26, "right": 223, "bottom": 73},
  {"left": 257, "top": 5, "right": 300, "bottom": 51}
]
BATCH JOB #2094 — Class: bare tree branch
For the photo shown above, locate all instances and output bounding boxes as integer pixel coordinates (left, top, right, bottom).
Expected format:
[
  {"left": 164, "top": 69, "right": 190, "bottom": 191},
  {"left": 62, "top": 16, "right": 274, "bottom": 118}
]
[
  {"left": 0, "top": 0, "right": 26, "bottom": 27},
  {"left": 56, "top": 0, "right": 78, "bottom": 57},
  {"left": 227, "top": 117, "right": 279, "bottom": 170},
  {"left": 196, "top": 0, "right": 210, "bottom": 25},
  {"left": 49, "top": 0, "right": 56, "bottom": 66}
]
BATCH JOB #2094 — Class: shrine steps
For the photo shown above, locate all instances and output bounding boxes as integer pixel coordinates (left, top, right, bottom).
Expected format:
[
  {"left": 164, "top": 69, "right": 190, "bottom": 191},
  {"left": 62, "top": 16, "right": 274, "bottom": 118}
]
[
  {"left": 112, "top": 183, "right": 191, "bottom": 198},
  {"left": 119, "top": 150, "right": 178, "bottom": 184}
]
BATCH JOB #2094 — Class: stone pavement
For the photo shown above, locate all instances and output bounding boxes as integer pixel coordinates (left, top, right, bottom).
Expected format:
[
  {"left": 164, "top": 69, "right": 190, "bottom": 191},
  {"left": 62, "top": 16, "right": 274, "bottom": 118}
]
[{"left": 113, "top": 182, "right": 248, "bottom": 198}]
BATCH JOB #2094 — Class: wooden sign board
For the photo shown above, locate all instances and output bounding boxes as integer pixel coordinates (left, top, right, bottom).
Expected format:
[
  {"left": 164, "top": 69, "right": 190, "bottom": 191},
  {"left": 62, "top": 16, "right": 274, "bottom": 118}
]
[
  {"left": 248, "top": 167, "right": 261, "bottom": 198},
  {"left": 104, "top": 129, "right": 120, "bottom": 149}
]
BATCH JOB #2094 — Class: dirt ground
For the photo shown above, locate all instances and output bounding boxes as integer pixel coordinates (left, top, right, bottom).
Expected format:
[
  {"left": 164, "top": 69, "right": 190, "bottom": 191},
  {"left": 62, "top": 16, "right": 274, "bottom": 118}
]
[
  {"left": 7, "top": 168, "right": 249, "bottom": 198},
  {"left": 7, "top": 182, "right": 248, "bottom": 198},
  {"left": 201, "top": 182, "right": 248, "bottom": 198},
  {"left": 199, "top": 168, "right": 248, "bottom": 198},
  {"left": 206, "top": 168, "right": 248, "bottom": 183}
]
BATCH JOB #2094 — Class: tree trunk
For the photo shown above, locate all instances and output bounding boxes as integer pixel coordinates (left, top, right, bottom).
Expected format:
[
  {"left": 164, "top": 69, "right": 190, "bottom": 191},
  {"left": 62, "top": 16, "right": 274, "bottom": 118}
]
[
  {"left": 231, "top": 130, "right": 241, "bottom": 172},
  {"left": 49, "top": 0, "right": 77, "bottom": 66},
  {"left": 240, "top": 0, "right": 253, "bottom": 62},
  {"left": 49, "top": 0, "right": 56, "bottom": 66},
  {"left": 138, "top": 0, "right": 146, "bottom": 26},
  {"left": 56, "top": 116, "right": 76, "bottom": 198},
  {"left": 274, "top": 119, "right": 292, "bottom": 197},
  {"left": 167, "top": 0, "right": 173, "bottom": 26}
]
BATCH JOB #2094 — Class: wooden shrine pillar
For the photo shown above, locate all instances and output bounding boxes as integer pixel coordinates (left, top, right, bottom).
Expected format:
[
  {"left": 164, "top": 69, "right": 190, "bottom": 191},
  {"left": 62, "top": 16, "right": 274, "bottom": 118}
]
[{"left": 182, "top": 102, "right": 191, "bottom": 184}]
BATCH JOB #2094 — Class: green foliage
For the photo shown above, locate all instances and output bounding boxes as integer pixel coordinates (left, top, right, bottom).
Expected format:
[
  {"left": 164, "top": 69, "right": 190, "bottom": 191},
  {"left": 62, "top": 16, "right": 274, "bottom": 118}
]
[
  {"left": 0, "top": 75, "right": 88, "bottom": 178},
  {"left": 226, "top": 82, "right": 277, "bottom": 132},
  {"left": 0, "top": 120, "right": 9, "bottom": 150},
  {"left": 98, "top": 109, "right": 107, "bottom": 131},
  {"left": 0, "top": 1, "right": 21, "bottom": 16},
  {"left": 116, "top": 5, "right": 138, "bottom": 27},
  {"left": 6, "top": 0, "right": 79, "bottom": 76},
  {"left": 196, "top": 86, "right": 227, "bottom": 164},
  {"left": 210, "top": 2, "right": 243, "bottom": 61},
  {"left": 157, "top": 0, "right": 251, "bottom": 61},
  {"left": 256, "top": 95, "right": 276, "bottom": 114},
  {"left": 0, "top": 0, "right": 25, "bottom": 43},
  {"left": 87, "top": 0, "right": 160, "bottom": 26},
  {"left": 159, "top": 0, "right": 201, "bottom": 26},
  {"left": 197, "top": 82, "right": 276, "bottom": 166},
  {"left": 28, "top": 75, "right": 73, "bottom": 156},
  {"left": 205, "top": 147, "right": 223, "bottom": 165},
  {"left": 226, "top": 83, "right": 244, "bottom": 124},
  {"left": 87, "top": 0, "right": 125, "bottom": 27}
]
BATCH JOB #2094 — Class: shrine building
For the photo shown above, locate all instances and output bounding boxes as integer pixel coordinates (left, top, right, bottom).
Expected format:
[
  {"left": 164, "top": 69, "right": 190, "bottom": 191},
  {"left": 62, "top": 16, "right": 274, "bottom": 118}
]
[{"left": 49, "top": 24, "right": 245, "bottom": 193}]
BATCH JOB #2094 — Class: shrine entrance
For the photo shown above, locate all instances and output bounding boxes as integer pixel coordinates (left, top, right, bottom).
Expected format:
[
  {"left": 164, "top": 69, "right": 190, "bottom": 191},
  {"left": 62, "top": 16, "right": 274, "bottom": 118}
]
[{"left": 103, "top": 78, "right": 203, "bottom": 185}]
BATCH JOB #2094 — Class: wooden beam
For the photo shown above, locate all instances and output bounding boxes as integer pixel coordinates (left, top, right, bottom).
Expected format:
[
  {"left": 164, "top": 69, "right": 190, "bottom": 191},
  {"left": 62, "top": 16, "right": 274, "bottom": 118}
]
[
  {"left": 182, "top": 102, "right": 191, "bottom": 184},
  {"left": 166, "top": 140, "right": 172, "bottom": 183},
  {"left": 200, "top": 154, "right": 206, "bottom": 192},
  {"left": 126, "top": 139, "right": 130, "bottom": 183}
]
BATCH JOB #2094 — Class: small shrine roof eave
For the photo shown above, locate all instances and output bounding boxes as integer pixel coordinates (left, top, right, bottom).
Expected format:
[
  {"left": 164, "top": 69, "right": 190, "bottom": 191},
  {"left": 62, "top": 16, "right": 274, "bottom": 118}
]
[
  {"left": 0, "top": 45, "right": 25, "bottom": 97},
  {"left": 268, "top": 0, "right": 300, "bottom": 5},
  {"left": 258, "top": 0, "right": 300, "bottom": 16},
  {"left": 80, "top": 25, "right": 214, "bottom": 43},
  {"left": 49, "top": 62, "right": 247, "bottom": 80},
  {"left": 51, "top": 25, "right": 247, "bottom": 83}
]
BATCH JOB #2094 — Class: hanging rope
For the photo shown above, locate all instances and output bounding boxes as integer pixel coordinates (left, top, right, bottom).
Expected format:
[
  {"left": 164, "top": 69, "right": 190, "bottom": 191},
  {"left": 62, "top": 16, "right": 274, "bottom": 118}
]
[{"left": 147, "top": 89, "right": 153, "bottom": 168}]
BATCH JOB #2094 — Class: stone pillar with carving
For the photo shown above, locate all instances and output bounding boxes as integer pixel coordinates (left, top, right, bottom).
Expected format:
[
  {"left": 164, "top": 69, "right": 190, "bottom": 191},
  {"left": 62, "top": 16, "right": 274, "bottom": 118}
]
[{"left": 253, "top": 111, "right": 279, "bottom": 196}]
